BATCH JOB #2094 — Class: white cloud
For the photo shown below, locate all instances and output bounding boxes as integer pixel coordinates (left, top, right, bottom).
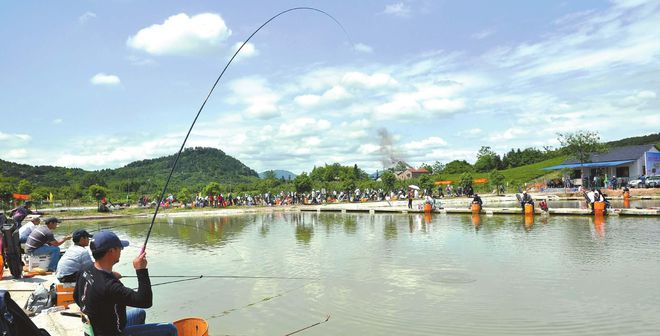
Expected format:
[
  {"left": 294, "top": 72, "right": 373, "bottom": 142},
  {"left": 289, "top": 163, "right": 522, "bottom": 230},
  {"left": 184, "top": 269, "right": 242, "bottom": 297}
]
[
  {"left": 489, "top": 127, "right": 529, "bottom": 142},
  {"left": 79, "top": 12, "right": 96, "bottom": 24},
  {"left": 342, "top": 72, "right": 398, "bottom": 89},
  {"left": 0, "top": 132, "right": 31, "bottom": 142},
  {"left": 358, "top": 143, "right": 380, "bottom": 155},
  {"left": 127, "top": 13, "right": 231, "bottom": 56},
  {"left": 228, "top": 77, "right": 280, "bottom": 119},
  {"left": 53, "top": 118, "right": 63, "bottom": 124},
  {"left": 484, "top": 1, "right": 660, "bottom": 80},
  {"left": 230, "top": 41, "right": 258, "bottom": 61},
  {"left": 294, "top": 94, "right": 321, "bottom": 107},
  {"left": 293, "top": 85, "right": 351, "bottom": 108},
  {"left": 422, "top": 98, "right": 465, "bottom": 112},
  {"left": 383, "top": 2, "right": 412, "bottom": 17},
  {"left": 278, "top": 118, "right": 331, "bottom": 137},
  {"left": 90, "top": 73, "right": 120, "bottom": 85},
  {"left": 457, "top": 128, "right": 483, "bottom": 137},
  {"left": 618, "top": 90, "right": 657, "bottom": 106},
  {"left": 374, "top": 93, "right": 422, "bottom": 119},
  {"left": 403, "top": 137, "right": 448, "bottom": 150},
  {"left": 354, "top": 43, "right": 373, "bottom": 53},
  {"left": 4, "top": 149, "right": 27, "bottom": 160}
]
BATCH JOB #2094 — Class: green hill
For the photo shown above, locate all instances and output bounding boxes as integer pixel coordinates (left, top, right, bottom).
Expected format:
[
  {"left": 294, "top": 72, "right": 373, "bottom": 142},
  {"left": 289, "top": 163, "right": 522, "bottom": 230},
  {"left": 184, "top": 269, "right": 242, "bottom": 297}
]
[
  {"left": 605, "top": 132, "right": 660, "bottom": 148},
  {"left": 0, "top": 147, "right": 258, "bottom": 195},
  {"left": 107, "top": 147, "right": 258, "bottom": 188}
]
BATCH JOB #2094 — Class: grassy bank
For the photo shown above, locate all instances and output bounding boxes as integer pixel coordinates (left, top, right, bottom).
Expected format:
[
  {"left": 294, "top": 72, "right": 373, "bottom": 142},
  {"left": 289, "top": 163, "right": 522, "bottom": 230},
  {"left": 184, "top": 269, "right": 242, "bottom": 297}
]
[{"left": 438, "top": 156, "right": 567, "bottom": 193}]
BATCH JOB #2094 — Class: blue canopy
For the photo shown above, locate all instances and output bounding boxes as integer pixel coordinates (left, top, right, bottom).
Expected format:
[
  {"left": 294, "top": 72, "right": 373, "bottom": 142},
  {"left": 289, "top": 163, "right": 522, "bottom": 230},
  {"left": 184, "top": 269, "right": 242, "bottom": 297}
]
[{"left": 542, "top": 160, "right": 635, "bottom": 170}]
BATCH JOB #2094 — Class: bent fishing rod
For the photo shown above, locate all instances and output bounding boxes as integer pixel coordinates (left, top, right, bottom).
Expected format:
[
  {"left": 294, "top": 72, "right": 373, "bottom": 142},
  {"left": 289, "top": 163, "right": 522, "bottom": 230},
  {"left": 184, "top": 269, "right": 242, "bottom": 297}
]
[{"left": 141, "top": 7, "right": 352, "bottom": 254}]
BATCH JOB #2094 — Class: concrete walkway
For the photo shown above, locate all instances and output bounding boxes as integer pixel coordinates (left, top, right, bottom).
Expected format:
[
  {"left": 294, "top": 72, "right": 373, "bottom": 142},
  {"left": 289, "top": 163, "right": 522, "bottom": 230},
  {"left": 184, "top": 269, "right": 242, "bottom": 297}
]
[{"left": 1, "top": 273, "right": 80, "bottom": 335}]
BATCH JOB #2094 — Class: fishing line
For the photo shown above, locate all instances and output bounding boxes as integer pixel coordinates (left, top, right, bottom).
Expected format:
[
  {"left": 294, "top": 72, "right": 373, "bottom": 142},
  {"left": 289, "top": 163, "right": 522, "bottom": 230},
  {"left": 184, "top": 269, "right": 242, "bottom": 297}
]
[
  {"left": 284, "top": 315, "right": 331, "bottom": 336},
  {"left": 142, "top": 7, "right": 353, "bottom": 254},
  {"left": 208, "top": 281, "right": 315, "bottom": 320}
]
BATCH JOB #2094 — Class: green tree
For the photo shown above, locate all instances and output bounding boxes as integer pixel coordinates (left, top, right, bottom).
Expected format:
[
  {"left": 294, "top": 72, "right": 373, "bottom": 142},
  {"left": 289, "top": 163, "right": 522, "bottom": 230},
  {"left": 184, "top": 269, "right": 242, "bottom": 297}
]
[
  {"left": 61, "top": 185, "right": 83, "bottom": 207},
  {"left": 443, "top": 160, "right": 474, "bottom": 174},
  {"left": 381, "top": 171, "right": 396, "bottom": 191},
  {"left": 420, "top": 163, "right": 433, "bottom": 174},
  {"left": 204, "top": 182, "right": 222, "bottom": 195},
  {"left": 82, "top": 174, "right": 107, "bottom": 188},
  {"left": 88, "top": 184, "right": 110, "bottom": 207},
  {"left": 263, "top": 170, "right": 277, "bottom": 180},
  {"left": 177, "top": 187, "right": 192, "bottom": 206},
  {"left": 489, "top": 169, "right": 506, "bottom": 195},
  {"left": 459, "top": 172, "right": 473, "bottom": 189},
  {"left": 0, "top": 182, "right": 13, "bottom": 210},
  {"left": 432, "top": 161, "right": 445, "bottom": 174},
  {"left": 31, "top": 187, "right": 50, "bottom": 204},
  {"left": 293, "top": 173, "right": 313, "bottom": 193},
  {"left": 17, "top": 179, "right": 33, "bottom": 195},
  {"left": 474, "top": 146, "right": 502, "bottom": 172},
  {"left": 419, "top": 174, "right": 434, "bottom": 193},
  {"left": 557, "top": 131, "right": 608, "bottom": 164},
  {"left": 392, "top": 161, "right": 409, "bottom": 172}
]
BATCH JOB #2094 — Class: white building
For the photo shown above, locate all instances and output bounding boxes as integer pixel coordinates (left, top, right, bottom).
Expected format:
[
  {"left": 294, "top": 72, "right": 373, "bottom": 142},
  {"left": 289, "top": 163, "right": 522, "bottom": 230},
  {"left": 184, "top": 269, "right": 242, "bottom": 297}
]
[{"left": 544, "top": 144, "right": 659, "bottom": 187}]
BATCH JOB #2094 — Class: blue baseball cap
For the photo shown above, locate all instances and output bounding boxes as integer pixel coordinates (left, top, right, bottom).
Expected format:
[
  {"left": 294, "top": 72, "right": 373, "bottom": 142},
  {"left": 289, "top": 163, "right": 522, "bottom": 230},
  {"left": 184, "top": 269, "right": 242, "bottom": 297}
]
[{"left": 90, "top": 231, "right": 129, "bottom": 252}]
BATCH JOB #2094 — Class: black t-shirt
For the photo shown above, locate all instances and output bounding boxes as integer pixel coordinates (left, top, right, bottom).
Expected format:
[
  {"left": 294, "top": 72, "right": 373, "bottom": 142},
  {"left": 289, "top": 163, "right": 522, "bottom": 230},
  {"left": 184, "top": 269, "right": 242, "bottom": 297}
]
[{"left": 74, "top": 265, "right": 152, "bottom": 336}]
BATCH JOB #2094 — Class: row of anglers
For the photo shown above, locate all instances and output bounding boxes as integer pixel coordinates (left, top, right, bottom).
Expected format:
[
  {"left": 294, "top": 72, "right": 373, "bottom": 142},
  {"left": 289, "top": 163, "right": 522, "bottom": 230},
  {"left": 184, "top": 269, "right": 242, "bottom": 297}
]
[
  {"left": 467, "top": 188, "right": 621, "bottom": 214},
  {"left": 1, "top": 208, "right": 199, "bottom": 335}
]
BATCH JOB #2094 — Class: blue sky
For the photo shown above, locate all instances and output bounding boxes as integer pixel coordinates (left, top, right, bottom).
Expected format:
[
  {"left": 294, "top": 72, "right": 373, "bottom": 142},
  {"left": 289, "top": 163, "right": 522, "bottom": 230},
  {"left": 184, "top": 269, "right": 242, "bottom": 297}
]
[{"left": 1, "top": 0, "right": 659, "bottom": 174}]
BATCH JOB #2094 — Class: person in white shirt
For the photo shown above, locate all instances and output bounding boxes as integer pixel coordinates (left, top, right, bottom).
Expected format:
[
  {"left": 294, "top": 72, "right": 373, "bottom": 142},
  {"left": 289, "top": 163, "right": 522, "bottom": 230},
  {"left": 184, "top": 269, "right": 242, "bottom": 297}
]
[
  {"left": 55, "top": 229, "right": 93, "bottom": 283},
  {"left": 19, "top": 215, "right": 40, "bottom": 243}
]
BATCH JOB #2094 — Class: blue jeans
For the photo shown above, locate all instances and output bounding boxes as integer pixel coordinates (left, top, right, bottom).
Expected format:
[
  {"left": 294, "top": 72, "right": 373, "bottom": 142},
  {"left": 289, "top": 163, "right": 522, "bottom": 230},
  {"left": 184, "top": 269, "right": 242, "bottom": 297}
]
[
  {"left": 124, "top": 308, "right": 178, "bottom": 336},
  {"left": 31, "top": 245, "right": 60, "bottom": 271}
]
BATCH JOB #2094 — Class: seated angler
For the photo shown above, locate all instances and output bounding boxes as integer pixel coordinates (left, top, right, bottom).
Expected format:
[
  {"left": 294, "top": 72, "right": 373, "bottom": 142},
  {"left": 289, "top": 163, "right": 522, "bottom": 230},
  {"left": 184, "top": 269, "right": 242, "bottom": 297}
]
[
  {"left": 11, "top": 201, "right": 43, "bottom": 228},
  {"left": 25, "top": 217, "right": 71, "bottom": 272},
  {"left": 471, "top": 194, "right": 483, "bottom": 206},
  {"left": 19, "top": 215, "right": 41, "bottom": 244},
  {"left": 520, "top": 190, "right": 534, "bottom": 212},
  {"left": 55, "top": 229, "right": 94, "bottom": 283},
  {"left": 74, "top": 231, "right": 178, "bottom": 336}
]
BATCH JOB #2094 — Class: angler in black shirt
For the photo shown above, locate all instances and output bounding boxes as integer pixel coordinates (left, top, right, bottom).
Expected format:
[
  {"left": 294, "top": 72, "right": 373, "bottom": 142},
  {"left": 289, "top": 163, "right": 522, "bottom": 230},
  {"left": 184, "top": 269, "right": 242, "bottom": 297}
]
[{"left": 74, "top": 231, "right": 177, "bottom": 336}]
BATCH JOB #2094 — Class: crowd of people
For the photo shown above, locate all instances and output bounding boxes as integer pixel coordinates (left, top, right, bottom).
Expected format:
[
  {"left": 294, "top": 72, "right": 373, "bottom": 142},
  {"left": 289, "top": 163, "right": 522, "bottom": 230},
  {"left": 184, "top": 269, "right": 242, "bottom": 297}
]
[{"left": 4, "top": 203, "right": 176, "bottom": 335}]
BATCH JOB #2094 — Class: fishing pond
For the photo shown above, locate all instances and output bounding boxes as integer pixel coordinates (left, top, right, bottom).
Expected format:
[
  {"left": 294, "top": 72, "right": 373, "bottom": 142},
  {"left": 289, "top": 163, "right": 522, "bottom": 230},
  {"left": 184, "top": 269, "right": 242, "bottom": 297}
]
[{"left": 60, "top": 213, "right": 660, "bottom": 335}]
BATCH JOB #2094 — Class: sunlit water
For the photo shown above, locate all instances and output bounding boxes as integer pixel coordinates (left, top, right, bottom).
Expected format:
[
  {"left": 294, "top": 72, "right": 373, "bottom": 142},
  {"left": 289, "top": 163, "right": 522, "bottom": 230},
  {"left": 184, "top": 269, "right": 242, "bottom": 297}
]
[{"left": 58, "top": 213, "right": 660, "bottom": 335}]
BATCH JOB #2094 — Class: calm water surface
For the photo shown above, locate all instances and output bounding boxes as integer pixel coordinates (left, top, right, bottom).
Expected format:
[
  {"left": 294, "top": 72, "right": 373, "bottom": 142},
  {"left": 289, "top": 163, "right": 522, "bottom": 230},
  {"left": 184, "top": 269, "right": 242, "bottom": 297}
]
[{"left": 59, "top": 213, "right": 660, "bottom": 335}]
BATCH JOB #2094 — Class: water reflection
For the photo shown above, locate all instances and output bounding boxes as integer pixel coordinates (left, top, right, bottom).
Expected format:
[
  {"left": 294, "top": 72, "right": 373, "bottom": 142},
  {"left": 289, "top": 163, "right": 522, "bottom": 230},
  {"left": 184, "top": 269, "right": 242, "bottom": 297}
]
[
  {"left": 471, "top": 214, "right": 481, "bottom": 231},
  {"left": 523, "top": 214, "right": 534, "bottom": 231},
  {"left": 593, "top": 214, "right": 605, "bottom": 238},
  {"left": 294, "top": 215, "right": 313, "bottom": 245},
  {"left": 383, "top": 216, "right": 398, "bottom": 240}
]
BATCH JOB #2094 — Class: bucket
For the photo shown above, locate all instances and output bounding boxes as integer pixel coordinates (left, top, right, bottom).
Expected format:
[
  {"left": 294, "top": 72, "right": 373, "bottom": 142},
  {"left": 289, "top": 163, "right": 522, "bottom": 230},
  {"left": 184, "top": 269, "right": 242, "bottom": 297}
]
[
  {"left": 424, "top": 203, "right": 432, "bottom": 213},
  {"left": 173, "top": 317, "right": 209, "bottom": 336},
  {"left": 470, "top": 203, "right": 481, "bottom": 213},
  {"left": 594, "top": 201, "right": 605, "bottom": 214},
  {"left": 24, "top": 254, "right": 51, "bottom": 271},
  {"left": 524, "top": 204, "right": 534, "bottom": 215},
  {"left": 56, "top": 283, "right": 75, "bottom": 308}
]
